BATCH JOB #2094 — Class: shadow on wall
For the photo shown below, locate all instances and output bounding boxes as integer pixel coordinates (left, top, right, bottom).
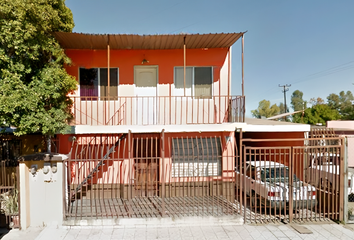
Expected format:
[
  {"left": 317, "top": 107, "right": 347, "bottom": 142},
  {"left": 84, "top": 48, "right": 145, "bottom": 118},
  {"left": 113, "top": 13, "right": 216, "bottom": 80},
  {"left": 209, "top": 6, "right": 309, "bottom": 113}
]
[{"left": 0, "top": 134, "right": 54, "bottom": 162}]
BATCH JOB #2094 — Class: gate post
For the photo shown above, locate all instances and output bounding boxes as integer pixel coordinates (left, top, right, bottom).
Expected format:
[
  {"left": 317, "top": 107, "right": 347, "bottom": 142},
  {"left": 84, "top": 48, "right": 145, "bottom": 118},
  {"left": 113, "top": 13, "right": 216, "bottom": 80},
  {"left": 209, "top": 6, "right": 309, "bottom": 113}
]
[
  {"left": 339, "top": 137, "right": 345, "bottom": 221},
  {"left": 344, "top": 136, "right": 349, "bottom": 223},
  {"left": 18, "top": 153, "right": 67, "bottom": 229}
]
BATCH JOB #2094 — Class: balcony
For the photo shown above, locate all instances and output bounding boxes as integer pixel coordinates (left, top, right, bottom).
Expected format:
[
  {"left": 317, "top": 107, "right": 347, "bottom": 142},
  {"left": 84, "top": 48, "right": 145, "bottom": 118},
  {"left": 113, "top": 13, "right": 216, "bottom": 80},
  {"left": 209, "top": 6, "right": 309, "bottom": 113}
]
[{"left": 70, "top": 95, "right": 245, "bottom": 126}]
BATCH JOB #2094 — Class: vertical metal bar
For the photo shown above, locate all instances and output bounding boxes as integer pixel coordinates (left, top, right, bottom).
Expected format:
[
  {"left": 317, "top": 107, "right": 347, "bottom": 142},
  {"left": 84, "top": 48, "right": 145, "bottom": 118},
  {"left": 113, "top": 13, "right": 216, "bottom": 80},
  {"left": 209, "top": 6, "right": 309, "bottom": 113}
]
[
  {"left": 128, "top": 130, "right": 132, "bottom": 207},
  {"left": 180, "top": 96, "right": 182, "bottom": 124},
  {"left": 289, "top": 147, "right": 294, "bottom": 223},
  {"left": 202, "top": 98, "right": 205, "bottom": 123},
  {"left": 174, "top": 97, "right": 177, "bottom": 124},
  {"left": 112, "top": 135, "right": 116, "bottom": 200},
  {"left": 218, "top": 69, "right": 221, "bottom": 123},
  {"left": 87, "top": 98, "right": 89, "bottom": 124},
  {"left": 208, "top": 97, "right": 210, "bottom": 123},
  {"left": 161, "top": 130, "right": 165, "bottom": 216},
  {"left": 168, "top": 137, "right": 172, "bottom": 198},
  {"left": 227, "top": 47, "right": 230, "bottom": 106},
  {"left": 238, "top": 129, "right": 243, "bottom": 217},
  {"left": 176, "top": 138, "right": 181, "bottom": 198},
  {"left": 241, "top": 35, "right": 245, "bottom": 122},
  {"left": 164, "top": 96, "right": 166, "bottom": 125},
  {"left": 183, "top": 36, "right": 186, "bottom": 97},
  {"left": 136, "top": 97, "right": 138, "bottom": 125},
  {"left": 130, "top": 97, "right": 133, "bottom": 125},
  {"left": 181, "top": 137, "right": 186, "bottom": 208},
  {"left": 197, "top": 97, "right": 199, "bottom": 123},
  {"left": 243, "top": 146, "right": 247, "bottom": 222},
  {"left": 194, "top": 136, "right": 200, "bottom": 215},
  {"left": 318, "top": 147, "right": 322, "bottom": 221},
  {"left": 169, "top": 87, "right": 172, "bottom": 124},
  {"left": 192, "top": 96, "right": 194, "bottom": 123},
  {"left": 107, "top": 41, "right": 110, "bottom": 125}
]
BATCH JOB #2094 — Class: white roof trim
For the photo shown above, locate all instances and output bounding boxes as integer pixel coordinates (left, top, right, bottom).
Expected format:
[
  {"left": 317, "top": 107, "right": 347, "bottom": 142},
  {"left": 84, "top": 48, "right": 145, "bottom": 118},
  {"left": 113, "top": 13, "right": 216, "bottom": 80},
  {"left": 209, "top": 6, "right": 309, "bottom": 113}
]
[
  {"left": 68, "top": 121, "right": 310, "bottom": 134},
  {"left": 241, "top": 124, "right": 310, "bottom": 132},
  {"left": 69, "top": 123, "right": 247, "bottom": 134}
]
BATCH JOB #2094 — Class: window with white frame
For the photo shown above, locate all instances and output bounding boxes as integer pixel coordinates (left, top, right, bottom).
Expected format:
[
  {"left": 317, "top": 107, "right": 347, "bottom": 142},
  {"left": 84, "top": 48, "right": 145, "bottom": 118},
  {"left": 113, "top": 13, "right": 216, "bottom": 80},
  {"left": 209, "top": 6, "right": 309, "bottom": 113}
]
[
  {"left": 174, "top": 67, "right": 213, "bottom": 98},
  {"left": 171, "top": 137, "right": 222, "bottom": 177},
  {"left": 79, "top": 68, "right": 118, "bottom": 98}
]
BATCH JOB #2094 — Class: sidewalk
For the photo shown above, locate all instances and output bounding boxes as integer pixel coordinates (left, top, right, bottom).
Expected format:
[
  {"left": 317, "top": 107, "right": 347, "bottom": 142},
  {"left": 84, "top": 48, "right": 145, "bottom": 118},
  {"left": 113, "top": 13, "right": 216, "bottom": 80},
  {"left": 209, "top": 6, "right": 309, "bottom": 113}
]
[{"left": 2, "top": 222, "right": 354, "bottom": 240}]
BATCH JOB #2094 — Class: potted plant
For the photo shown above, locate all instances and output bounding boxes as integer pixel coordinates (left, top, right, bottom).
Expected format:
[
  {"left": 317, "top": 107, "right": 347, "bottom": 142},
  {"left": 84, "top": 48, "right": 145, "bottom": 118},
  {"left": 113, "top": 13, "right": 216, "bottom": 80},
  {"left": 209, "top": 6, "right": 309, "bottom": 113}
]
[
  {"left": 348, "top": 207, "right": 354, "bottom": 221},
  {"left": 0, "top": 173, "right": 19, "bottom": 228}
]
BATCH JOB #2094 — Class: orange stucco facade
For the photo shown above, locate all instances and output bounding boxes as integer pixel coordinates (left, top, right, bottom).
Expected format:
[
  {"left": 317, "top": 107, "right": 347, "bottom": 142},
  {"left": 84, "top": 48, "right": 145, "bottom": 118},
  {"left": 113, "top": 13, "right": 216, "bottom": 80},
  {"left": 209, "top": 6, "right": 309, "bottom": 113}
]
[{"left": 65, "top": 48, "right": 229, "bottom": 86}]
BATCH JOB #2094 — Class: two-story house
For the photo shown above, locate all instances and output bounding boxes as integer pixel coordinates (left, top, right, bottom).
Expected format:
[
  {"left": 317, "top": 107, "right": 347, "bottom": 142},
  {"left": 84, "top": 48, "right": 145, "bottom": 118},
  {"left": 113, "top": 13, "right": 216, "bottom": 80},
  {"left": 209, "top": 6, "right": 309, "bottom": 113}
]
[{"left": 52, "top": 32, "right": 313, "bottom": 221}]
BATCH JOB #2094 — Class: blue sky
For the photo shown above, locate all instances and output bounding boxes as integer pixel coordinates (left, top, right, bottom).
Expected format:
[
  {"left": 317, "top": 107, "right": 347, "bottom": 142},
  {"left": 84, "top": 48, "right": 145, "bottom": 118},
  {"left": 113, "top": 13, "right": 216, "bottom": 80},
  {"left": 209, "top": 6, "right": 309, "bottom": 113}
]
[{"left": 66, "top": 0, "right": 354, "bottom": 117}]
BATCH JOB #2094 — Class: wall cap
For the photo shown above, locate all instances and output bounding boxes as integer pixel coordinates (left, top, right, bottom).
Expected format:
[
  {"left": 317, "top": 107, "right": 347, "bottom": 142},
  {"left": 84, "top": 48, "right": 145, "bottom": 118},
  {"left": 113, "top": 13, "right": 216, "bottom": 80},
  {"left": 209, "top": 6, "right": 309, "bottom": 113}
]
[{"left": 18, "top": 152, "right": 69, "bottom": 162}]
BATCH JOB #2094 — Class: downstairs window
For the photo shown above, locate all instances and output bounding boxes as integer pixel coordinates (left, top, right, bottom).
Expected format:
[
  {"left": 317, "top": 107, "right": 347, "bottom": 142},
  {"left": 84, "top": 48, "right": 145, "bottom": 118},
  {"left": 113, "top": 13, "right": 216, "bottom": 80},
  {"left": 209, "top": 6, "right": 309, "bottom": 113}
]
[{"left": 171, "top": 137, "right": 221, "bottom": 177}]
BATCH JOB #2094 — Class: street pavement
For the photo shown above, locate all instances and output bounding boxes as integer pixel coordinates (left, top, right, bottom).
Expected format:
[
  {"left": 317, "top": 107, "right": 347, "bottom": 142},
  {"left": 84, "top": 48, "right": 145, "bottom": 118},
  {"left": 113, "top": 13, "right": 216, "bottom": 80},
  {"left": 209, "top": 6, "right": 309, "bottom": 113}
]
[{"left": 2, "top": 222, "right": 354, "bottom": 240}]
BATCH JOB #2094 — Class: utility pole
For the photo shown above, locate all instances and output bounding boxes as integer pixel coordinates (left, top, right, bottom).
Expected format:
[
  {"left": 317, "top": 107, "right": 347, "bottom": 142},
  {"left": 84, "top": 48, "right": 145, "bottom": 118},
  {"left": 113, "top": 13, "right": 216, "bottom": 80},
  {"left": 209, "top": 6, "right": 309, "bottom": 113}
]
[{"left": 279, "top": 84, "right": 291, "bottom": 121}]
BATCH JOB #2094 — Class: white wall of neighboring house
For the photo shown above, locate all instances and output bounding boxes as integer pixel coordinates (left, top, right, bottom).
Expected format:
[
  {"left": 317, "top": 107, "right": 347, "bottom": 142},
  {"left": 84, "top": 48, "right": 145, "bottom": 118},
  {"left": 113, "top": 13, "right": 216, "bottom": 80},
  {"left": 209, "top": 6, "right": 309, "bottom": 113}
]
[{"left": 327, "top": 120, "right": 354, "bottom": 167}]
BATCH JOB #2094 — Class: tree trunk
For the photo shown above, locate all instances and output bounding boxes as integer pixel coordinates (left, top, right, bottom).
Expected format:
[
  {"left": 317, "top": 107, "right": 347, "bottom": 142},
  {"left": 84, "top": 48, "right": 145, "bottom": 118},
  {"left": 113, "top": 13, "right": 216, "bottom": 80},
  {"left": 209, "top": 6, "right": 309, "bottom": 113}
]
[{"left": 46, "top": 135, "right": 51, "bottom": 153}]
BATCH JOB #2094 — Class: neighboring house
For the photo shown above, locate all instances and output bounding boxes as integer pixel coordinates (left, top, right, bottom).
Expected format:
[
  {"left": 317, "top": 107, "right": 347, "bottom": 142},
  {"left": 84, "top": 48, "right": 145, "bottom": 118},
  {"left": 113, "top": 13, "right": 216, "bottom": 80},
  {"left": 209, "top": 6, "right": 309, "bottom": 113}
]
[{"left": 327, "top": 120, "right": 354, "bottom": 167}]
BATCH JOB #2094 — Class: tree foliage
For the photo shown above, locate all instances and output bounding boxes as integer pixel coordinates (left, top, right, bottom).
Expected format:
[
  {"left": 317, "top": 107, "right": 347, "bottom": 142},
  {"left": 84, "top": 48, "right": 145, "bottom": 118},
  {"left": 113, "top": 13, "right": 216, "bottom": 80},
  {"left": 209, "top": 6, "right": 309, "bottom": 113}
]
[
  {"left": 0, "top": 0, "right": 77, "bottom": 136},
  {"left": 302, "top": 104, "right": 340, "bottom": 125},
  {"left": 251, "top": 100, "right": 280, "bottom": 119},
  {"left": 290, "top": 90, "right": 307, "bottom": 123},
  {"left": 327, "top": 91, "right": 354, "bottom": 120},
  {"left": 278, "top": 102, "right": 287, "bottom": 114},
  {"left": 291, "top": 90, "right": 306, "bottom": 111}
]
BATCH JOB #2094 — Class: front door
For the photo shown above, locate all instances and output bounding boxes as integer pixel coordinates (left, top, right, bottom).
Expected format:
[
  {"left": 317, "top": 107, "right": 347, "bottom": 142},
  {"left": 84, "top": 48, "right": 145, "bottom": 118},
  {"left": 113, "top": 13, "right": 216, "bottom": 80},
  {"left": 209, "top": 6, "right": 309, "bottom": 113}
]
[
  {"left": 134, "top": 66, "right": 158, "bottom": 125},
  {"left": 133, "top": 135, "right": 160, "bottom": 197}
]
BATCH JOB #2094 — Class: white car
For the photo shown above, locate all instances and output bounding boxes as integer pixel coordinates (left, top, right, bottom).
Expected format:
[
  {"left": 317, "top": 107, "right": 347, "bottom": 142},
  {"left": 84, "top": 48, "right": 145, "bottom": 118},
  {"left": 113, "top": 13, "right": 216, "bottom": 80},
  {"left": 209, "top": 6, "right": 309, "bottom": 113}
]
[
  {"left": 235, "top": 161, "right": 317, "bottom": 210},
  {"left": 348, "top": 168, "right": 354, "bottom": 201},
  {"left": 306, "top": 153, "right": 353, "bottom": 194}
]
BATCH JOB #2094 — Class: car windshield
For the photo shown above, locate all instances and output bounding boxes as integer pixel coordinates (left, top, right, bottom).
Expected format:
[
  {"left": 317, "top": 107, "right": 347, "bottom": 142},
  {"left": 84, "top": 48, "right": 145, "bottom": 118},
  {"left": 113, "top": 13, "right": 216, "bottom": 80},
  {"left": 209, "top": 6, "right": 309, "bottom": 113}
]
[{"left": 261, "top": 167, "right": 300, "bottom": 183}]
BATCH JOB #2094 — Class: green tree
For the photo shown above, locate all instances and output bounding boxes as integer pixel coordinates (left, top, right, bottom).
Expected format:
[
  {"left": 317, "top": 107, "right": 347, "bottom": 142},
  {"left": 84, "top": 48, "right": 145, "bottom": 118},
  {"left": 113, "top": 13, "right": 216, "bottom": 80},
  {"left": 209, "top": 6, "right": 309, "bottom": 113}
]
[
  {"left": 251, "top": 100, "right": 280, "bottom": 118},
  {"left": 302, "top": 104, "right": 340, "bottom": 125},
  {"left": 327, "top": 91, "right": 354, "bottom": 120},
  {"left": 290, "top": 90, "right": 307, "bottom": 123},
  {"left": 291, "top": 90, "right": 306, "bottom": 111},
  {"left": 0, "top": 0, "right": 77, "bottom": 139},
  {"left": 278, "top": 102, "right": 291, "bottom": 121},
  {"left": 309, "top": 97, "right": 325, "bottom": 106},
  {"left": 278, "top": 102, "right": 286, "bottom": 114}
]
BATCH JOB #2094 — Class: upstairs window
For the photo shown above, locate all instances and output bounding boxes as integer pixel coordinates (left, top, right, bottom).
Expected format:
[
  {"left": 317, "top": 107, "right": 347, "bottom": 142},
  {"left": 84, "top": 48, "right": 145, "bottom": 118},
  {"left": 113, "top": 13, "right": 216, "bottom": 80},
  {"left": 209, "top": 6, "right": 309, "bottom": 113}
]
[
  {"left": 174, "top": 67, "right": 213, "bottom": 98},
  {"left": 79, "top": 68, "right": 118, "bottom": 99}
]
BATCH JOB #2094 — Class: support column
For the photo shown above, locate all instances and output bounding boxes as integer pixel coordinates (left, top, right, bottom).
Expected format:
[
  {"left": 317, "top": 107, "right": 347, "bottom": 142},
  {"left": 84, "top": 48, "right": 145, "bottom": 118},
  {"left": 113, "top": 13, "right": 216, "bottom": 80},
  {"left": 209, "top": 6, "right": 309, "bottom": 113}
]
[
  {"left": 107, "top": 35, "right": 110, "bottom": 124},
  {"left": 241, "top": 35, "right": 245, "bottom": 122},
  {"left": 183, "top": 36, "right": 186, "bottom": 97}
]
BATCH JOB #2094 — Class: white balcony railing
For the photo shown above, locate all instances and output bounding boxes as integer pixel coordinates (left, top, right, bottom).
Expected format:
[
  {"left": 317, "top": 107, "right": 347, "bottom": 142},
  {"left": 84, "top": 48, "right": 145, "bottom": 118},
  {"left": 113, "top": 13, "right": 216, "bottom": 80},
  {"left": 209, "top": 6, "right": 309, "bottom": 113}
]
[{"left": 70, "top": 95, "right": 245, "bottom": 126}]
